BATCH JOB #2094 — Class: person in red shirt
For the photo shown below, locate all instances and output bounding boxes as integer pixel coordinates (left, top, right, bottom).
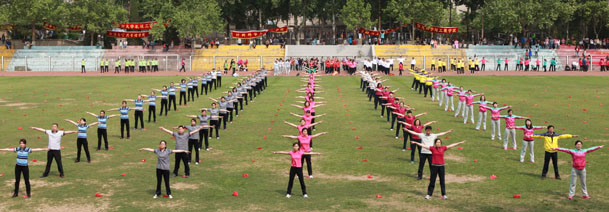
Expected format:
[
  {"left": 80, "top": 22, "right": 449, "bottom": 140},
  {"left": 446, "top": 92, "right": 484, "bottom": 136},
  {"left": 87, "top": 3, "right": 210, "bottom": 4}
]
[
  {"left": 412, "top": 139, "right": 466, "bottom": 200},
  {"left": 398, "top": 111, "right": 427, "bottom": 151},
  {"left": 273, "top": 142, "right": 322, "bottom": 198},
  {"left": 401, "top": 119, "right": 437, "bottom": 162}
]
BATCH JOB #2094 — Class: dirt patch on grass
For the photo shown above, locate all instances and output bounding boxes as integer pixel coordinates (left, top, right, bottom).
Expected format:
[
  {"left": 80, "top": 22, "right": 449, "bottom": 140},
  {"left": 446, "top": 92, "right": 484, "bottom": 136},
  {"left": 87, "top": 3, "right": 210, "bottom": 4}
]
[
  {"left": 364, "top": 193, "right": 448, "bottom": 211},
  {"left": 4, "top": 179, "right": 72, "bottom": 188},
  {"left": 142, "top": 199, "right": 187, "bottom": 210},
  {"left": 37, "top": 202, "right": 110, "bottom": 212},
  {"left": 588, "top": 139, "right": 609, "bottom": 143},
  {"left": 172, "top": 182, "right": 199, "bottom": 190},
  {"left": 313, "top": 173, "right": 392, "bottom": 182},
  {"left": 1, "top": 102, "right": 38, "bottom": 109},
  {"left": 444, "top": 174, "right": 485, "bottom": 184}
]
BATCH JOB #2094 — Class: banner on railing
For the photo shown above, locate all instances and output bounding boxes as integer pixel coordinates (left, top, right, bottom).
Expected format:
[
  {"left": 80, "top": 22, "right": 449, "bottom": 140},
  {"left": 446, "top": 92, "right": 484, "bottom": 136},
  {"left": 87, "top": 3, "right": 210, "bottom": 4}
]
[
  {"left": 415, "top": 23, "right": 458, "bottom": 34},
  {"left": 231, "top": 26, "right": 289, "bottom": 39},
  {"left": 106, "top": 30, "right": 149, "bottom": 38},
  {"left": 358, "top": 24, "right": 408, "bottom": 36},
  {"left": 67, "top": 25, "right": 82, "bottom": 31}
]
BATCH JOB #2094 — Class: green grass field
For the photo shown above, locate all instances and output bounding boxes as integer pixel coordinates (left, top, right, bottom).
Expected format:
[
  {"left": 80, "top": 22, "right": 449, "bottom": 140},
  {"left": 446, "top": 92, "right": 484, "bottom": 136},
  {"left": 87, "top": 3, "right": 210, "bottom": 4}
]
[{"left": 0, "top": 75, "right": 608, "bottom": 211}]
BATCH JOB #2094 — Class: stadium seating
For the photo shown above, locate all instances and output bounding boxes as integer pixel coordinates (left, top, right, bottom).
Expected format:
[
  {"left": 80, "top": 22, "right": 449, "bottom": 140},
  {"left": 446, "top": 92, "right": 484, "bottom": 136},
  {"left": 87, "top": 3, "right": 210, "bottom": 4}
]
[
  {"left": 193, "top": 45, "right": 285, "bottom": 71},
  {"left": 7, "top": 46, "right": 104, "bottom": 71}
]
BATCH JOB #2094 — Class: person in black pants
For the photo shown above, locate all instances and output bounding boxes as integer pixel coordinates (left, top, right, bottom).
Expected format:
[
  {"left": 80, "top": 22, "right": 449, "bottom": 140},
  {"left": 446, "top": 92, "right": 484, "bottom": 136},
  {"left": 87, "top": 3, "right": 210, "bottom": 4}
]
[
  {"left": 273, "top": 142, "right": 321, "bottom": 198},
  {"left": 124, "top": 96, "right": 146, "bottom": 130},
  {"left": 142, "top": 92, "right": 157, "bottom": 123},
  {"left": 159, "top": 126, "right": 203, "bottom": 178},
  {"left": 411, "top": 139, "right": 466, "bottom": 199},
  {"left": 404, "top": 126, "right": 453, "bottom": 181},
  {"left": 108, "top": 101, "right": 131, "bottom": 139},
  {"left": 86, "top": 111, "right": 119, "bottom": 151},
  {"left": 179, "top": 79, "right": 188, "bottom": 106},
  {"left": 532, "top": 126, "right": 579, "bottom": 180},
  {"left": 139, "top": 140, "right": 190, "bottom": 199},
  {"left": 0, "top": 139, "right": 48, "bottom": 198},
  {"left": 153, "top": 86, "right": 169, "bottom": 116},
  {"left": 185, "top": 110, "right": 217, "bottom": 151},
  {"left": 64, "top": 118, "right": 98, "bottom": 163},
  {"left": 31, "top": 124, "right": 77, "bottom": 178},
  {"left": 168, "top": 83, "right": 177, "bottom": 111}
]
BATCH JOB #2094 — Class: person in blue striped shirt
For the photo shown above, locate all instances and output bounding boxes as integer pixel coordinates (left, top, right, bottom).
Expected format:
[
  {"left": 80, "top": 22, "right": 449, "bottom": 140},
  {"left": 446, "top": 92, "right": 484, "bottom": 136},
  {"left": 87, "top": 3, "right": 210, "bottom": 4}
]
[
  {"left": 86, "top": 110, "right": 119, "bottom": 151},
  {"left": 217, "top": 69, "right": 222, "bottom": 87},
  {"left": 192, "top": 77, "right": 199, "bottom": 98},
  {"left": 142, "top": 92, "right": 157, "bottom": 123},
  {"left": 0, "top": 139, "right": 48, "bottom": 198},
  {"left": 108, "top": 101, "right": 131, "bottom": 139},
  {"left": 187, "top": 78, "right": 195, "bottom": 102},
  {"left": 199, "top": 75, "right": 208, "bottom": 95},
  {"left": 153, "top": 86, "right": 169, "bottom": 116},
  {"left": 65, "top": 118, "right": 98, "bottom": 163},
  {"left": 124, "top": 95, "right": 147, "bottom": 130},
  {"left": 168, "top": 82, "right": 177, "bottom": 111},
  {"left": 179, "top": 79, "right": 188, "bottom": 106}
]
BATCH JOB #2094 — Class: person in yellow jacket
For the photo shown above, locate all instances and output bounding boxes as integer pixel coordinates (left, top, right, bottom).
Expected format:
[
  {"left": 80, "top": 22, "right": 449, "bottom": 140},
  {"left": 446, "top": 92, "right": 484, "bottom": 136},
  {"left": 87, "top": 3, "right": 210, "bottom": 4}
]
[
  {"left": 100, "top": 59, "right": 105, "bottom": 73},
  {"left": 532, "top": 125, "right": 579, "bottom": 180},
  {"left": 104, "top": 59, "right": 109, "bottom": 73},
  {"left": 81, "top": 58, "right": 86, "bottom": 73},
  {"left": 412, "top": 71, "right": 420, "bottom": 90},
  {"left": 115, "top": 59, "right": 121, "bottom": 73},
  {"left": 430, "top": 58, "right": 436, "bottom": 71},
  {"left": 424, "top": 75, "right": 433, "bottom": 97},
  {"left": 418, "top": 73, "right": 426, "bottom": 94}
]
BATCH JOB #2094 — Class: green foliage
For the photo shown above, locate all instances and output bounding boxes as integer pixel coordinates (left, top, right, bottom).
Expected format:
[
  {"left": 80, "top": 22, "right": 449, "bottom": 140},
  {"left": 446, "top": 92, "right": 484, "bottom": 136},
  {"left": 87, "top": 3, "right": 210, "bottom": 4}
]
[{"left": 340, "top": 0, "right": 373, "bottom": 31}]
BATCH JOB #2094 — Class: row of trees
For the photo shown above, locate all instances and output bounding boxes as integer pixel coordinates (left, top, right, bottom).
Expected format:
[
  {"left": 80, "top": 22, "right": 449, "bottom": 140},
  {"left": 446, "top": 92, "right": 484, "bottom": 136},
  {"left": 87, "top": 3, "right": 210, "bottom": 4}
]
[{"left": 1, "top": 0, "right": 608, "bottom": 46}]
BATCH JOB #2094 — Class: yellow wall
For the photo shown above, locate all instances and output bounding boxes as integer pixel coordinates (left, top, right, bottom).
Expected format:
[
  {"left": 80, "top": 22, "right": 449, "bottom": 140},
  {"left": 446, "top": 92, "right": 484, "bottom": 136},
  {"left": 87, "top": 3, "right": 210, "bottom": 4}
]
[
  {"left": 193, "top": 45, "right": 284, "bottom": 71},
  {"left": 0, "top": 49, "right": 15, "bottom": 71},
  {"left": 374, "top": 45, "right": 466, "bottom": 70}
]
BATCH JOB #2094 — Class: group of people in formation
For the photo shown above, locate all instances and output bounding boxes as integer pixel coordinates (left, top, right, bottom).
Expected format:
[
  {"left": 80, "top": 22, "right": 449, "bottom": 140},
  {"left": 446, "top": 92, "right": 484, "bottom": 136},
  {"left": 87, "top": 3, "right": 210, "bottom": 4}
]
[
  {"left": 80, "top": 58, "right": 162, "bottom": 74},
  {"left": 2, "top": 70, "right": 271, "bottom": 199},
  {"left": 359, "top": 69, "right": 464, "bottom": 200},
  {"left": 402, "top": 67, "right": 602, "bottom": 200},
  {"left": 274, "top": 72, "right": 328, "bottom": 198}
]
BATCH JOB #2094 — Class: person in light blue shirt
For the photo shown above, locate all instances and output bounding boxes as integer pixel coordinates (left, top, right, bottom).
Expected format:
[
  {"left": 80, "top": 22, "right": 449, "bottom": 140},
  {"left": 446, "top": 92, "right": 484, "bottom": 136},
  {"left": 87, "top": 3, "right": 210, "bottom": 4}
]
[
  {"left": 86, "top": 110, "right": 119, "bottom": 151},
  {"left": 108, "top": 101, "right": 131, "bottom": 139},
  {"left": 179, "top": 79, "right": 188, "bottom": 105},
  {"left": 0, "top": 139, "right": 48, "bottom": 198},
  {"left": 65, "top": 118, "right": 99, "bottom": 163}
]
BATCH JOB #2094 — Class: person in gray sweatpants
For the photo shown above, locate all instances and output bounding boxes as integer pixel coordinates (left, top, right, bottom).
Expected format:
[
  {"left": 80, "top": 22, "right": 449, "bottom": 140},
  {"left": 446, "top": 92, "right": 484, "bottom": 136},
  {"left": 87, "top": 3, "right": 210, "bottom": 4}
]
[{"left": 554, "top": 140, "right": 603, "bottom": 199}]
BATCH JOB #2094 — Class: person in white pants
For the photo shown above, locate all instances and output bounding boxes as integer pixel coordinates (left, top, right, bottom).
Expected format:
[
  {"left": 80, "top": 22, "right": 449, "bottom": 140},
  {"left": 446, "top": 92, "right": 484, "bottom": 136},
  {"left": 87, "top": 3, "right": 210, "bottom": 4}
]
[
  {"left": 430, "top": 78, "right": 441, "bottom": 102},
  {"left": 438, "top": 80, "right": 448, "bottom": 106},
  {"left": 515, "top": 119, "right": 546, "bottom": 162},
  {"left": 441, "top": 84, "right": 458, "bottom": 111},
  {"left": 472, "top": 96, "right": 493, "bottom": 131},
  {"left": 483, "top": 103, "right": 511, "bottom": 140},
  {"left": 499, "top": 109, "right": 525, "bottom": 150},
  {"left": 453, "top": 88, "right": 466, "bottom": 117},
  {"left": 459, "top": 90, "right": 482, "bottom": 124}
]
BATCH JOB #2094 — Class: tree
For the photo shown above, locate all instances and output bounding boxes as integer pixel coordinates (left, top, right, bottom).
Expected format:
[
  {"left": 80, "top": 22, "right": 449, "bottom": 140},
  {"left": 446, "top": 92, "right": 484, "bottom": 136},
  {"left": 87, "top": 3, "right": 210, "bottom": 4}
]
[
  {"left": 340, "top": 0, "right": 373, "bottom": 42},
  {"left": 3, "top": 0, "right": 67, "bottom": 43},
  {"left": 170, "top": 0, "right": 224, "bottom": 48},
  {"left": 71, "top": 0, "right": 128, "bottom": 46},
  {"left": 384, "top": 0, "right": 444, "bottom": 41}
]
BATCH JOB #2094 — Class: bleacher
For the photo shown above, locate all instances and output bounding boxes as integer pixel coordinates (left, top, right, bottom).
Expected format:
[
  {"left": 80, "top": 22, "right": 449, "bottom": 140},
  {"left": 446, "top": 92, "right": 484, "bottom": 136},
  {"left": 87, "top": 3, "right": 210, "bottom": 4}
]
[
  {"left": 7, "top": 46, "right": 104, "bottom": 71},
  {"left": 193, "top": 45, "right": 285, "bottom": 71},
  {"left": 0, "top": 47, "right": 15, "bottom": 71},
  {"left": 557, "top": 45, "right": 609, "bottom": 69},
  {"left": 374, "top": 45, "right": 466, "bottom": 70},
  {"left": 102, "top": 46, "right": 192, "bottom": 71},
  {"left": 465, "top": 45, "right": 562, "bottom": 70}
]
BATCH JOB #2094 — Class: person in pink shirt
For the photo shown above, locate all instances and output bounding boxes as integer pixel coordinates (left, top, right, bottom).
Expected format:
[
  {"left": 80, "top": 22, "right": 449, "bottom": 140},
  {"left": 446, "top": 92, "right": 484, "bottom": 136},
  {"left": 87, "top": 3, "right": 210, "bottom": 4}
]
[
  {"left": 398, "top": 112, "right": 428, "bottom": 151},
  {"left": 535, "top": 59, "right": 541, "bottom": 71},
  {"left": 519, "top": 58, "right": 524, "bottom": 71},
  {"left": 273, "top": 142, "right": 321, "bottom": 198},
  {"left": 483, "top": 102, "right": 511, "bottom": 140},
  {"left": 283, "top": 119, "right": 324, "bottom": 136},
  {"left": 458, "top": 90, "right": 483, "bottom": 124},
  {"left": 282, "top": 129, "right": 328, "bottom": 179},
  {"left": 500, "top": 109, "right": 526, "bottom": 150},
  {"left": 504, "top": 58, "right": 510, "bottom": 71},
  {"left": 381, "top": 93, "right": 400, "bottom": 123},
  {"left": 554, "top": 141, "right": 603, "bottom": 200},
  {"left": 392, "top": 102, "right": 415, "bottom": 138},
  {"left": 440, "top": 84, "right": 459, "bottom": 111},
  {"left": 386, "top": 98, "right": 402, "bottom": 130},
  {"left": 453, "top": 87, "right": 467, "bottom": 117},
  {"left": 524, "top": 58, "right": 530, "bottom": 71},
  {"left": 480, "top": 57, "right": 487, "bottom": 71},
  {"left": 515, "top": 119, "right": 545, "bottom": 163},
  {"left": 472, "top": 95, "right": 493, "bottom": 131},
  {"left": 411, "top": 139, "right": 466, "bottom": 200}
]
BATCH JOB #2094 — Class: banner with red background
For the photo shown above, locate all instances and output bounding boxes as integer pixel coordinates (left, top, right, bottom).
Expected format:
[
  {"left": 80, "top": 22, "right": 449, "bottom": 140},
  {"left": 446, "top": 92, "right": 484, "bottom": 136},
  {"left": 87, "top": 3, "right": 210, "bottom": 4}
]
[
  {"left": 231, "top": 26, "right": 289, "bottom": 39},
  {"left": 106, "top": 31, "right": 149, "bottom": 38},
  {"left": 358, "top": 24, "right": 408, "bottom": 36},
  {"left": 42, "top": 22, "right": 57, "bottom": 30},
  {"left": 415, "top": 23, "right": 458, "bottom": 34},
  {"left": 115, "top": 20, "right": 170, "bottom": 30}
]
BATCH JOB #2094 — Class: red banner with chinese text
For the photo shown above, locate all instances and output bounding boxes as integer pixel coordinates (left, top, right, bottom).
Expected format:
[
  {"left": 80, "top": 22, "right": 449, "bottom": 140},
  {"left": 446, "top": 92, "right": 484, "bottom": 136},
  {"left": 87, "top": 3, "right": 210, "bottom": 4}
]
[
  {"left": 67, "top": 25, "right": 82, "bottom": 31},
  {"left": 358, "top": 24, "right": 408, "bottom": 36},
  {"left": 415, "top": 23, "right": 458, "bottom": 34},
  {"left": 231, "top": 27, "right": 289, "bottom": 39},
  {"left": 115, "top": 20, "right": 170, "bottom": 30},
  {"left": 106, "top": 31, "right": 149, "bottom": 38},
  {"left": 43, "top": 22, "right": 57, "bottom": 30}
]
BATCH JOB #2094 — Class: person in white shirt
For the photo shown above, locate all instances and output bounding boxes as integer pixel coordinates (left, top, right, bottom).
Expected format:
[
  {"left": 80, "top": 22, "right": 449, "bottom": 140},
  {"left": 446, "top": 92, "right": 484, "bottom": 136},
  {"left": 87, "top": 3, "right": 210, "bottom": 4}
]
[
  {"left": 404, "top": 126, "right": 453, "bottom": 180},
  {"left": 411, "top": 57, "right": 417, "bottom": 70},
  {"left": 30, "top": 124, "right": 77, "bottom": 178}
]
